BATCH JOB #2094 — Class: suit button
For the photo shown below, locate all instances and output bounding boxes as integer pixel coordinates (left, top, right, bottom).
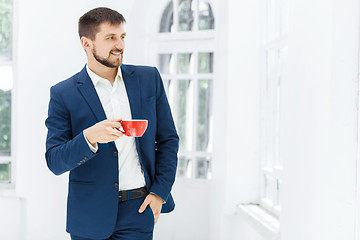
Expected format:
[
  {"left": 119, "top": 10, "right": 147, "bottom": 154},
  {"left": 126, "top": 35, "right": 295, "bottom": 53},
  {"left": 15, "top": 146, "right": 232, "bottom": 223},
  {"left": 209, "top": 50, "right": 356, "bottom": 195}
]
[
  {"left": 113, "top": 151, "right": 118, "bottom": 157},
  {"left": 114, "top": 183, "right": 119, "bottom": 188},
  {"left": 83, "top": 156, "right": 88, "bottom": 161}
]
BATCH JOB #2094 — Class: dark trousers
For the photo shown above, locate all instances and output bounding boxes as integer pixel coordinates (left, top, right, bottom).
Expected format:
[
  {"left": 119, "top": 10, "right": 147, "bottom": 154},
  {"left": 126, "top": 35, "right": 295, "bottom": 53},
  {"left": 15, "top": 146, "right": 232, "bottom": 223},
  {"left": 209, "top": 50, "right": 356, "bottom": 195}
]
[{"left": 71, "top": 196, "right": 155, "bottom": 240}]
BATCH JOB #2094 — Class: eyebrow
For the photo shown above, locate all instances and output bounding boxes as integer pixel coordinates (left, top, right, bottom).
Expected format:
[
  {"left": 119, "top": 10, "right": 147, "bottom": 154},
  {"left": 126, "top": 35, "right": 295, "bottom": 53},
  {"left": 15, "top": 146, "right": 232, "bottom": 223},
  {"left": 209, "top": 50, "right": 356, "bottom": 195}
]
[{"left": 104, "top": 33, "right": 127, "bottom": 37}]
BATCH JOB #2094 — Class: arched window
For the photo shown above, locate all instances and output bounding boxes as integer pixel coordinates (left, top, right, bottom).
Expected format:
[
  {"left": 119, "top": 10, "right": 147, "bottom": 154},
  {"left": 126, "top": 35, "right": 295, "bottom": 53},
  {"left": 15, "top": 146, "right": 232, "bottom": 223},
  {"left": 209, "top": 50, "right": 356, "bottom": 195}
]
[
  {"left": 157, "top": 0, "right": 215, "bottom": 179},
  {"left": 160, "top": 0, "right": 214, "bottom": 32}
]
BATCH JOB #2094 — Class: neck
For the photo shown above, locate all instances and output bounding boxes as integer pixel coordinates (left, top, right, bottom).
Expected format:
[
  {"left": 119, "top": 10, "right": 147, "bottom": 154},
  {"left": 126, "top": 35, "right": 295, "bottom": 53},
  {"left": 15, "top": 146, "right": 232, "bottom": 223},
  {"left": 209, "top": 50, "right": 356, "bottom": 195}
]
[{"left": 87, "top": 58, "right": 118, "bottom": 84}]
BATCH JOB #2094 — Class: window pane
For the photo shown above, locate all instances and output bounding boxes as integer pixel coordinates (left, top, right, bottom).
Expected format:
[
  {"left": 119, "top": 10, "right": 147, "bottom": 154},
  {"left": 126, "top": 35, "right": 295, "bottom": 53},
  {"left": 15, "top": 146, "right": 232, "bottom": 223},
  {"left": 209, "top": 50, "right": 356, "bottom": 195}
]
[
  {"left": 178, "top": 79, "right": 193, "bottom": 151},
  {"left": 160, "top": 1, "right": 174, "bottom": 32},
  {"left": 0, "top": 66, "right": 12, "bottom": 155},
  {"left": 274, "top": 48, "right": 287, "bottom": 167},
  {"left": 178, "top": 80, "right": 188, "bottom": 151},
  {"left": 196, "top": 157, "right": 211, "bottom": 179},
  {"left": 266, "top": 49, "right": 277, "bottom": 85},
  {"left": 197, "top": 79, "right": 212, "bottom": 151},
  {"left": 178, "top": 0, "right": 195, "bottom": 31},
  {"left": 177, "top": 53, "right": 193, "bottom": 74},
  {"left": 199, "top": 0, "right": 215, "bottom": 30},
  {"left": 275, "top": 178, "right": 281, "bottom": 207},
  {"left": 0, "top": 0, "right": 13, "bottom": 60},
  {"left": 264, "top": 48, "right": 286, "bottom": 168},
  {"left": 198, "top": 52, "right": 213, "bottom": 73},
  {"left": 163, "top": 79, "right": 173, "bottom": 109},
  {"left": 264, "top": 50, "right": 278, "bottom": 167},
  {"left": 177, "top": 156, "right": 191, "bottom": 178},
  {"left": 159, "top": 54, "right": 174, "bottom": 74},
  {"left": 264, "top": 174, "right": 274, "bottom": 202},
  {"left": 0, "top": 163, "right": 10, "bottom": 181},
  {"left": 163, "top": 79, "right": 171, "bottom": 97}
]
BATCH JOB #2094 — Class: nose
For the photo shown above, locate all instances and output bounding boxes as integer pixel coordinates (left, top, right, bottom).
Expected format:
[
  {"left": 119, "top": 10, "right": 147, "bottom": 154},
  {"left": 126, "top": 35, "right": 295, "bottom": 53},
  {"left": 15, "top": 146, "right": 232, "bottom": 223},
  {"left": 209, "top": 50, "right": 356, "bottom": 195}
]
[{"left": 116, "top": 38, "right": 124, "bottom": 50}]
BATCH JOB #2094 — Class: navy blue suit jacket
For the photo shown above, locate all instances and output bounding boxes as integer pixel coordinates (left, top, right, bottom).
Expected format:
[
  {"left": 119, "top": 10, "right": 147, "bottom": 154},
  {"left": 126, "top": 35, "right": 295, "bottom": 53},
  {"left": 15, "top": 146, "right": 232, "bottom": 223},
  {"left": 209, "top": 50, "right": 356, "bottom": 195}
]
[{"left": 45, "top": 64, "right": 179, "bottom": 238}]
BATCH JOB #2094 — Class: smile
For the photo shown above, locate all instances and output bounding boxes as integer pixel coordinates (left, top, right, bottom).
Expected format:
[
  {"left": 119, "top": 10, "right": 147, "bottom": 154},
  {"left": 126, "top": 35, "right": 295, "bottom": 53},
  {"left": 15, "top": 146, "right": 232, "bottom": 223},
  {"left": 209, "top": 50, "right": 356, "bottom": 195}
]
[{"left": 111, "top": 52, "right": 122, "bottom": 56}]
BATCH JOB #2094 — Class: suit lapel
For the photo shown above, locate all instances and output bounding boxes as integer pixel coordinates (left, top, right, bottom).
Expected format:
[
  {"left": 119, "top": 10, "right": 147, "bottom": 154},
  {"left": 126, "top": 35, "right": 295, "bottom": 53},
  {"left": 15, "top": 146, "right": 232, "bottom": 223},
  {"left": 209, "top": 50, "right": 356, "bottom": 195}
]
[
  {"left": 76, "top": 66, "right": 107, "bottom": 122},
  {"left": 76, "top": 65, "right": 142, "bottom": 150},
  {"left": 121, "top": 64, "right": 142, "bottom": 120},
  {"left": 121, "top": 64, "right": 142, "bottom": 150}
]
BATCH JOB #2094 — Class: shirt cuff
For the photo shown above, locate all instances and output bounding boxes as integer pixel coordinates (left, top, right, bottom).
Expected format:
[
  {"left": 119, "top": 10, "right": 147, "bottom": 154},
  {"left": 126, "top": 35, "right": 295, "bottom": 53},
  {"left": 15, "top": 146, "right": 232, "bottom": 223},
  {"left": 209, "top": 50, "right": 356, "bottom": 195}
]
[{"left": 83, "top": 131, "right": 98, "bottom": 153}]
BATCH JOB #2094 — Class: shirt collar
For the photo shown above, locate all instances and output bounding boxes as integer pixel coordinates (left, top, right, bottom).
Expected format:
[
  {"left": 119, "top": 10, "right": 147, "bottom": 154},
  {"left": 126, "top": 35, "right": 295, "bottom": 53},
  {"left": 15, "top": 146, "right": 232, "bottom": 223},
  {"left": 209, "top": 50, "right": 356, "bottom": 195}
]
[{"left": 86, "top": 64, "right": 124, "bottom": 86}]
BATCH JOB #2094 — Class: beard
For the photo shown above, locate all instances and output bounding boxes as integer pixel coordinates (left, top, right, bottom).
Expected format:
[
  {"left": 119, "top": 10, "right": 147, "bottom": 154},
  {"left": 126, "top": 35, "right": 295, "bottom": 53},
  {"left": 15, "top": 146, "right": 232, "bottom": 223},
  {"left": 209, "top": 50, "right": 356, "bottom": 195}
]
[{"left": 92, "top": 47, "right": 123, "bottom": 68}]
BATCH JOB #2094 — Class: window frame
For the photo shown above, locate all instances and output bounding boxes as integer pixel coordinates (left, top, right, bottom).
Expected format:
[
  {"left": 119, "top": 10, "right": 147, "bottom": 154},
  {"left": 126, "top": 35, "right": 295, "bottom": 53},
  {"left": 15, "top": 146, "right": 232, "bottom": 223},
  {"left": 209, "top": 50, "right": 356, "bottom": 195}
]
[
  {"left": 155, "top": 0, "right": 215, "bottom": 179},
  {"left": 259, "top": 0, "right": 287, "bottom": 218},
  {"left": 0, "top": 0, "right": 16, "bottom": 188}
]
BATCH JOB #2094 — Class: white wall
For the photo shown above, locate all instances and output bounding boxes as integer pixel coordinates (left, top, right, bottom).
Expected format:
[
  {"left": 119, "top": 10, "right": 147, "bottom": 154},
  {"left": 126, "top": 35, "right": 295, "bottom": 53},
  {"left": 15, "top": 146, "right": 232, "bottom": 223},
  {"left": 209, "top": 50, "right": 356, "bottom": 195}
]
[
  {"left": 209, "top": 0, "right": 264, "bottom": 239},
  {"left": 210, "top": 0, "right": 360, "bottom": 239},
  {"left": 0, "top": 196, "right": 26, "bottom": 240},
  {"left": 281, "top": 0, "right": 360, "bottom": 239}
]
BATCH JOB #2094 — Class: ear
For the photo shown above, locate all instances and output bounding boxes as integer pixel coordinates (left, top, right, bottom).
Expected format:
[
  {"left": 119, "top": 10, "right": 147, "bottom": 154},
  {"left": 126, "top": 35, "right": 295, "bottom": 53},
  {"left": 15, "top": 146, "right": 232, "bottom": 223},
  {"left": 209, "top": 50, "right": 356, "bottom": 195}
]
[{"left": 80, "top": 36, "right": 92, "bottom": 52}]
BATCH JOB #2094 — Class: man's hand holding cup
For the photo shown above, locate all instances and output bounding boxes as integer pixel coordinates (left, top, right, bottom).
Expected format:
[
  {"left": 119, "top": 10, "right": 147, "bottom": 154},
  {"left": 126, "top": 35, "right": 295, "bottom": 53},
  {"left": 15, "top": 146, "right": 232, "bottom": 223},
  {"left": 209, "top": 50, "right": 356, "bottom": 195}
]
[{"left": 83, "top": 118, "right": 124, "bottom": 147}]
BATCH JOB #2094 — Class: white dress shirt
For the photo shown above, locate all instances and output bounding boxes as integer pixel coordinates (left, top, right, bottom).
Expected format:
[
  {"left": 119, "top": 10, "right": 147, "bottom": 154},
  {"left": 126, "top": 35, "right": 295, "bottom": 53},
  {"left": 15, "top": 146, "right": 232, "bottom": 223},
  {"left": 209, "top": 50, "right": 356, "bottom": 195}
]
[{"left": 84, "top": 65, "right": 146, "bottom": 191}]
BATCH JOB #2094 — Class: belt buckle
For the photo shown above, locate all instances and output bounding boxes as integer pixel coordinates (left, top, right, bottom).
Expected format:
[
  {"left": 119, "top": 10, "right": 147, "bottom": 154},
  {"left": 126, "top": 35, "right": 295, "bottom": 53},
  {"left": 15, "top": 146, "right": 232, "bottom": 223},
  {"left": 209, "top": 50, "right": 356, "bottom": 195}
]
[{"left": 119, "top": 187, "right": 147, "bottom": 202}]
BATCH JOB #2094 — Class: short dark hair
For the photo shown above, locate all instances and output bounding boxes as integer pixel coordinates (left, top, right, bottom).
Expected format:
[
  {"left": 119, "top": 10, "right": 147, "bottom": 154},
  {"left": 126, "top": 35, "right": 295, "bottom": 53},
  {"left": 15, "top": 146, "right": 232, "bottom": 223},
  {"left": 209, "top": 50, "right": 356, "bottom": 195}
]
[{"left": 78, "top": 7, "right": 126, "bottom": 40}]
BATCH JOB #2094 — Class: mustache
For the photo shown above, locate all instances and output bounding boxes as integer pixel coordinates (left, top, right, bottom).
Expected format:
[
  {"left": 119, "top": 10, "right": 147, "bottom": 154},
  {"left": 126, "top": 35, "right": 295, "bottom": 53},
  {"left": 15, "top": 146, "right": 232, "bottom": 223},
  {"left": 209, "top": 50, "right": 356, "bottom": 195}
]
[{"left": 110, "top": 49, "right": 123, "bottom": 54}]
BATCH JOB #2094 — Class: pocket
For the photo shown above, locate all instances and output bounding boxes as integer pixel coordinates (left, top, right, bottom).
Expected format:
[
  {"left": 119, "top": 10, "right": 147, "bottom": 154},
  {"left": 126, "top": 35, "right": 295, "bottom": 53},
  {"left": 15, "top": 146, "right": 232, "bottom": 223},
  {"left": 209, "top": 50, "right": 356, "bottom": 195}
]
[
  {"left": 145, "top": 205, "right": 155, "bottom": 226},
  {"left": 136, "top": 202, "right": 155, "bottom": 233}
]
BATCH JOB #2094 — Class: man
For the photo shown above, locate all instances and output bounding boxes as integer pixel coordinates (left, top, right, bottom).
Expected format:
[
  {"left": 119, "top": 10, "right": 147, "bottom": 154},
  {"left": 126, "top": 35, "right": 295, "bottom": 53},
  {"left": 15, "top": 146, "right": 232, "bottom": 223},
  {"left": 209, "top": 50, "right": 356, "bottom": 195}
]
[{"left": 45, "top": 7, "right": 179, "bottom": 240}]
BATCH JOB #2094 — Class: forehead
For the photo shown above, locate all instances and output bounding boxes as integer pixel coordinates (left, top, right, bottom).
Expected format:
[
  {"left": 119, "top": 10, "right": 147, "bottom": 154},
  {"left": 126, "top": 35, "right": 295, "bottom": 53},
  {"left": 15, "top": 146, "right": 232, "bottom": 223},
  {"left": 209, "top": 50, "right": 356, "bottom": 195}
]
[{"left": 96, "top": 22, "right": 125, "bottom": 37}]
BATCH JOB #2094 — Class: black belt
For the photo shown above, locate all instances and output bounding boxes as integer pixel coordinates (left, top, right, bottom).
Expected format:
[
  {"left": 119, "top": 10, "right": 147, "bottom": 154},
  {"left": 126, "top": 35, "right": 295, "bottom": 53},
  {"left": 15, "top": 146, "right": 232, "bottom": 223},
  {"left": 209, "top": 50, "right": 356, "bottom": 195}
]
[{"left": 119, "top": 186, "right": 148, "bottom": 202}]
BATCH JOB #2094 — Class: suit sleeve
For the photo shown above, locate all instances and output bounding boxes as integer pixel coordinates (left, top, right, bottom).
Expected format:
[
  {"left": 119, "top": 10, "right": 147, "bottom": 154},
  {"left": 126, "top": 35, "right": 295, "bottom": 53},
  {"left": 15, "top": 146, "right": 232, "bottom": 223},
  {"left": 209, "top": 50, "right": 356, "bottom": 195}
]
[
  {"left": 45, "top": 85, "right": 97, "bottom": 176},
  {"left": 148, "top": 67, "right": 179, "bottom": 202}
]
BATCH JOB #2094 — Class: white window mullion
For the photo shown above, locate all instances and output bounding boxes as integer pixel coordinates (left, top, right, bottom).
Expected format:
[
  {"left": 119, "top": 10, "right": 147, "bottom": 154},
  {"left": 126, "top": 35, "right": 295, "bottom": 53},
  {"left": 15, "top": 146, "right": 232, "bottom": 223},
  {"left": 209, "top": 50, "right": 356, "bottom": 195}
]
[
  {"left": 193, "top": 0, "right": 200, "bottom": 32},
  {"left": 0, "top": 157, "right": 11, "bottom": 164},
  {"left": 192, "top": 52, "right": 199, "bottom": 178},
  {"left": 0, "top": 60, "right": 12, "bottom": 66},
  {"left": 173, "top": 53, "right": 179, "bottom": 129},
  {"left": 186, "top": 79, "right": 194, "bottom": 177},
  {"left": 164, "top": 73, "right": 213, "bottom": 79},
  {"left": 275, "top": 86, "right": 281, "bottom": 167},
  {"left": 173, "top": 0, "right": 179, "bottom": 32}
]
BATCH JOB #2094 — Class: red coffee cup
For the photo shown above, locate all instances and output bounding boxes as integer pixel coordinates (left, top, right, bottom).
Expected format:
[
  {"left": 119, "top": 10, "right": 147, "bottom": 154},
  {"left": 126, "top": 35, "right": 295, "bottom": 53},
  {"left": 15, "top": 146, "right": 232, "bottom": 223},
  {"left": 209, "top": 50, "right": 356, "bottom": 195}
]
[{"left": 119, "top": 119, "right": 148, "bottom": 137}]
